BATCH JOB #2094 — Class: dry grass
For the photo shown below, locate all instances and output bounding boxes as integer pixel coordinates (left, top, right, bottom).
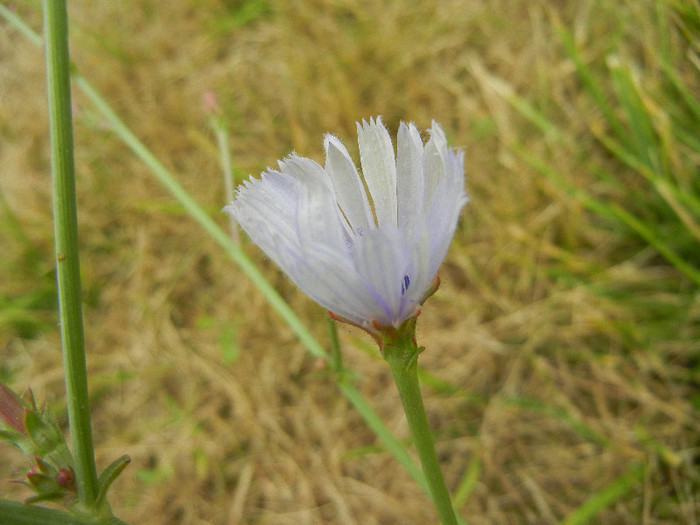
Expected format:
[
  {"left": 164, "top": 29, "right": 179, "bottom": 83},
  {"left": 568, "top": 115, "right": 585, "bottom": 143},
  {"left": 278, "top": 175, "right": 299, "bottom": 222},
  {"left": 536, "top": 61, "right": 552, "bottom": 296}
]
[{"left": 1, "top": 0, "right": 699, "bottom": 524}]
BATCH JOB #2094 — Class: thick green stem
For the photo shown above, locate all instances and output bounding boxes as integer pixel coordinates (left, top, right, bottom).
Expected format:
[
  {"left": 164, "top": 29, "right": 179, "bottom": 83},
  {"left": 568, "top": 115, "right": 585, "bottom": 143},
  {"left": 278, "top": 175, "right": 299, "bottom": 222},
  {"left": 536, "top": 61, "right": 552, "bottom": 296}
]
[
  {"left": 43, "top": 0, "right": 98, "bottom": 509},
  {"left": 384, "top": 339, "right": 459, "bottom": 525}
]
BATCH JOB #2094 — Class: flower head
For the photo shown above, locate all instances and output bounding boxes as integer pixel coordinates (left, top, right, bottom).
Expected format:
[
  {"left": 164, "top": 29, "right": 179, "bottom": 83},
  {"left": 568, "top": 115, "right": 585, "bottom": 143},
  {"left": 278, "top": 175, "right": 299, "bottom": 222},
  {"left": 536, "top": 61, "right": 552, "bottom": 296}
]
[{"left": 225, "top": 117, "right": 467, "bottom": 330}]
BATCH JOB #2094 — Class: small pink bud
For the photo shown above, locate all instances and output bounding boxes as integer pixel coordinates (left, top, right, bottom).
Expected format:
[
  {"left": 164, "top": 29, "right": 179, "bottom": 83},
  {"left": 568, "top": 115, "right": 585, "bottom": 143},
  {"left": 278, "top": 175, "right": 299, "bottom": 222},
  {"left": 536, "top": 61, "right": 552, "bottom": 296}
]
[
  {"left": 56, "top": 467, "right": 75, "bottom": 491},
  {"left": 202, "top": 90, "right": 220, "bottom": 115}
]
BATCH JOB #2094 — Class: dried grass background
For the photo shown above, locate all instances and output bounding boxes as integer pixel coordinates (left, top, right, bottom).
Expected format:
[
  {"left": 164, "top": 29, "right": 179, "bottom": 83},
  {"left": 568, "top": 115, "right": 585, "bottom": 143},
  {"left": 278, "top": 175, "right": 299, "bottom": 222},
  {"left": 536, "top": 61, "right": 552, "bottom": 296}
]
[{"left": 1, "top": 0, "right": 699, "bottom": 524}]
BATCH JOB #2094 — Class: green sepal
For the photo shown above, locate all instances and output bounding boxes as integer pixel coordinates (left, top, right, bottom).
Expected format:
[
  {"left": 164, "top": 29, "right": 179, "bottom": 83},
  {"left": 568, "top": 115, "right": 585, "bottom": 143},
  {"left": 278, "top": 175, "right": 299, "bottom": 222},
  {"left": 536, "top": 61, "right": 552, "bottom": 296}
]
[
  {"left": 24, "top": 490, "right": 66, "bottom": 505},
  {"left": 26, "top": 471, "right": 59, "bottom": 494},
  {"left": 24, "top": 409, "right": 63, "bottom": 455},
  {"left": 20, "top": 405, "right": 74, "bottom": 469}
]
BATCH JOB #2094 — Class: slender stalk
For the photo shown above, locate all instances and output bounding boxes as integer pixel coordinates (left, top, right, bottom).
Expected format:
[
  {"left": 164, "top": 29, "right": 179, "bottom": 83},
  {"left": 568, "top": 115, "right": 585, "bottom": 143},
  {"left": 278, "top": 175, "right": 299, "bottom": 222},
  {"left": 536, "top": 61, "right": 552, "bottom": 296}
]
[
  {"left": 384, "top": 339, "right": 459, "bottom": 525},
  {"left": 212, "top": 115, "right": 239, "bottom": 242},
  {"left": 43, "top": 0, "right": 98, "bottom": 509}
]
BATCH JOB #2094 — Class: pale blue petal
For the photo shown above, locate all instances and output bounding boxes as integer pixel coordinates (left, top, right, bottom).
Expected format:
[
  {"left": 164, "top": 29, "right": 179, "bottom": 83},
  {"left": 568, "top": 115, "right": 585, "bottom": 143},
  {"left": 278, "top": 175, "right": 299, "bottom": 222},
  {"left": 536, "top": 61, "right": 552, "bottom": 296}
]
[
  {"left": 279, "top": 155, "right": 349, "bottom": 256},
  {"left": 398, "top": 225, "right": 432, "bottom": 314},
  {"left": 424, "top": 143, "right": 468, "bottom": 278},
  {"left": 351, "top": 226, "right": 411, "bottom": 325},
  {"left": 284, "top": 249, "right": 379, "bottom": 325}
]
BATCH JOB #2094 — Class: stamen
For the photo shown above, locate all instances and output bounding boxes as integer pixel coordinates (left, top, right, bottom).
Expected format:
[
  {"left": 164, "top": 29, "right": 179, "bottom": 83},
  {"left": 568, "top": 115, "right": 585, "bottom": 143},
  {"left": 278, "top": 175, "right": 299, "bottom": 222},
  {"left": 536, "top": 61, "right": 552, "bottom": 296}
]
[{"left": 401, "top": 274, "right": 410, "bottom": 295}]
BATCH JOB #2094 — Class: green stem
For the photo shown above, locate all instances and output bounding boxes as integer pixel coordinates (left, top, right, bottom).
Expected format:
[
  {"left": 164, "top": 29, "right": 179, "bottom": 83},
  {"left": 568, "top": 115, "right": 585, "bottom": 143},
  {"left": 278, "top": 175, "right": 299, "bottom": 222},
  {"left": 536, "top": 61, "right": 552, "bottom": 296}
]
[
  {"left": 42, "top": 0, "right": 98, "bottom": 509},
  {"left": 210, "top": 115, "right": 238, "bottom": 242},
  {"left": 384, "top": 339, "right": 459, "bottom": 525}
]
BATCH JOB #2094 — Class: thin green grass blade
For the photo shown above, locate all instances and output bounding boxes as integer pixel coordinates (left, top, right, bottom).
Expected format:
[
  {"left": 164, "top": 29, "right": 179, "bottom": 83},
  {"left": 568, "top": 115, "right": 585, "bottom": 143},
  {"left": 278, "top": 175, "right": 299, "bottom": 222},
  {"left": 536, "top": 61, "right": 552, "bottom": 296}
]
[
  {"left": 452, "top": 453, "right": 480, "bottom": 508},
  {"left": 521, "top": 130, "right": 700, "bottom": 284},
  {"left": 658, "top": 55, "right": 700, "bottom": 121},
  {"left": 516, "top": 139, "right": 700, "bottom": 285},
  {"left": 608, "top": 203, "right": 700, "bottom": 286},
  {"left": 337, "top": 381, "right": 427, "bottom": 492},
  {"left": 207, "top": 104, "right": 239, "bottom": 242},
  {"left": 0, "top": 5, "right": 42, "bottom": 46},
  {"left": 553, "top": 17, "right": 626, "bottom": 141},
  {"left": 594, "top": 133, "right": 700, "bottom": 242},
  {"left": 559, "top": 462, "right": 644, "bottom": 525},
  {"left": 503, "top": 396, "right": 609, "bottom": 448},
  {"left": 483, "top": 27, "right": 700, "bottom": 286},
  {"left": 607, "top": 58, "right": 660, "bottom": 173},
  {"left": 672, "top": 122, "right": 700, "bottom": 155},
  {"left": 497, "top": 85, "right": 562, "bottom": 141},
  {"left": 468, "top": 57, "right": 562, "bottom": 142},
  {"left": 511, "top": 144, "right": 618, "bottom": 224}
]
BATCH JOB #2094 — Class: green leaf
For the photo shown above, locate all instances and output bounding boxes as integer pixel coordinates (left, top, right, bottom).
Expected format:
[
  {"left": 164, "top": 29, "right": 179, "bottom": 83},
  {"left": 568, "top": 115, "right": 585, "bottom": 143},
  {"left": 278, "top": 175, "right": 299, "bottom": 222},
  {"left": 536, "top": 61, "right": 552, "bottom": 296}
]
[
  {"left": 0, "top": 499, "right": 83, "bottom": 525},
  {"left": 95, "top": 455, "right": 131, "bottom": 507}
]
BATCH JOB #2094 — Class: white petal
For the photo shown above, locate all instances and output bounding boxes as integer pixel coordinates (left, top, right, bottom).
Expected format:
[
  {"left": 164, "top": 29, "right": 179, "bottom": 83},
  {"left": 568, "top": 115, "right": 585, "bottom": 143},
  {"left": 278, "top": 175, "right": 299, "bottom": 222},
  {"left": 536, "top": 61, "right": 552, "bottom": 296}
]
[
  {"left": 323, "top": 135, "right": 374, "bottom": 234},
  {"left": 429, "top": 120, "right": 448, "bottom": 149},
  {"left": 396, "top": 121, "right": 425, "bottom": 237},
  {"left": 357, "top": 117, "right": 397, "bottom": 227},
  {"left": 423, "top": 128, "right": 447, "bottom": 211}
]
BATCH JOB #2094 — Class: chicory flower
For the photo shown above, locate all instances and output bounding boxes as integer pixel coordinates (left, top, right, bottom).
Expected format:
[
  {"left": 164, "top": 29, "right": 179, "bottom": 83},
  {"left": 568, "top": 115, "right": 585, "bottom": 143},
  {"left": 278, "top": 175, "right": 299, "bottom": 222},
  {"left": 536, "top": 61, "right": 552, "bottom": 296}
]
[{"left": 225, "top": 117, "right": 467, "bottom": 331}]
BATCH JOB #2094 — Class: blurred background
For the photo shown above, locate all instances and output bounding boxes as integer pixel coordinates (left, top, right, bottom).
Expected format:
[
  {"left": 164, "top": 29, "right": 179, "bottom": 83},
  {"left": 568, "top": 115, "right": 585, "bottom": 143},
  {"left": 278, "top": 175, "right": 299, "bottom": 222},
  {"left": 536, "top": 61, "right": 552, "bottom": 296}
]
[{"left": 1, "top": 0, "right": 698, "bottom": 523}]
